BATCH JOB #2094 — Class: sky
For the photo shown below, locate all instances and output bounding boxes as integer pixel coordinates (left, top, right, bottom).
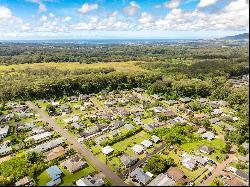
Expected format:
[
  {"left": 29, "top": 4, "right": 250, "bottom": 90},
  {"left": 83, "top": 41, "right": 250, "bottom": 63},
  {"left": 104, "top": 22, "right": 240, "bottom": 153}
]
[{"left": 0, "top": 0, "right": 249, "bottom": 40}]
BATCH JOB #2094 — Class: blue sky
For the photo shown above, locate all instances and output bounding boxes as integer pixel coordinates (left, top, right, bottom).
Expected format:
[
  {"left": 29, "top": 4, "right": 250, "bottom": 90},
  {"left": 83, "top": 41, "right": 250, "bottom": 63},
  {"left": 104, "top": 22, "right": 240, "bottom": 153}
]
[{"left": 0, "top": 0, "right": 249, "bottom": 39}]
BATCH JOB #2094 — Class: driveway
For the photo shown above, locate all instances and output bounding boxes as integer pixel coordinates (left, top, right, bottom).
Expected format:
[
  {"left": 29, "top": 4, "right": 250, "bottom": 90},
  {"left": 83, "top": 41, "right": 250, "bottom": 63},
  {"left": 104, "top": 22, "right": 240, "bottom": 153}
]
[
  {"left": 198, "top": 153, "right": 236, "bottom": 186},
  {"left": 26, "top": 101, "right": 128, "bottom": 186}
]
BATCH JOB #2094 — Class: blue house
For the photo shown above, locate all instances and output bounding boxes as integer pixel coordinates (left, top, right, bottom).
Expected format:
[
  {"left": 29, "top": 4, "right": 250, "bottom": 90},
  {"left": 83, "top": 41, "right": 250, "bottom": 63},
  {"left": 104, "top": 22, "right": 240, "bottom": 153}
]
[{"left": 46, "top": 165, "right": 62, "bottom": 186}]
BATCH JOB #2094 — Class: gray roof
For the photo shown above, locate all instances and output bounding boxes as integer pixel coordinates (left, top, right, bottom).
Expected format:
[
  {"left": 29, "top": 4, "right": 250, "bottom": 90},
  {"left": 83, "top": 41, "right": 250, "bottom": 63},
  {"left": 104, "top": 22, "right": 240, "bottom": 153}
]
[
  {"left": 130, "top": 168, "right": 151, "bottom": 185},
  {"left": 148, "top": 173, "right": 176, "bottom": 186},
  {"left": 199, "top": 145, "right": 214, "bottom": 154},
  {"left": 0, "top": 126, "right": 9, "bottom": 136},
  {"left": 124, "top": 124, "right": 135, "bottom": 130},
  {"left": 235, "top": 170, "right": 249, "bottom": 181},
  {"left": 120, "top": 154, "right": 138, "bottom": 167},
  {"left": 76, "top": 175, "right": 104, "bottom": 186},
  {"left": 0, "top": 143, "right": 12, "bottom": 155},
  {"left": 143, "top": 124, "right": 155, "bottom": 131},
  {"left": 31, "top": 138, "right": 64, "bottom": 153},
  {"left": 179, "top": 97, "right": 192, "bottom": 103}
]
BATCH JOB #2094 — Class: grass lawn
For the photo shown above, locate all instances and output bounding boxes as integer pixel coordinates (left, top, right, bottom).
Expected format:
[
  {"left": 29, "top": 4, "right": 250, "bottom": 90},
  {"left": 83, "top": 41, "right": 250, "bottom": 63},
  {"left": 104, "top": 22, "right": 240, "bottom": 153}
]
[
  {"left": 194, "top": 169, "right": 211, "bottom": 185},
  {"left": 37, "top": 170, "right": 51, "bottom": 186},
  {"left": 59, "top": 164, "right": 96, "bottom": 186},
  {"left": 96, "top": 154, "right": 125, "bottom": 173},
  {"left": 211, "top": 124, "right": 224, "bottom": 134},
  {"left": 93, "top": 130, "right": 156, "bottom": 173},
  {"left": 37, "top": 164, "right": 96, "bottom": 186},
  {"left": 141, "top": 118, "right": 155, "bottom": 124},
  {"left": 180, "top": 138, "right": 227, "bottom": 162}
]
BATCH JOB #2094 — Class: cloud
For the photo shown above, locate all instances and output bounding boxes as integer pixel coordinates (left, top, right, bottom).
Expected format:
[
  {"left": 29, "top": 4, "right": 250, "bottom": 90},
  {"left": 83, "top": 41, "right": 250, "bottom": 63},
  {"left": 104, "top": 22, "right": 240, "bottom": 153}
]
[
  {"left": 26, "top": 0, "right": 48, "bottom": 12},
  {"left": 40, "top": 15, "right": 47, "bottom": 21},
  {"left": 62, "top": 16, "right": 71, "bottom": 22},
  {"left": 138, "top": 12, "right": 154, "bottom": 29},
  {"left": 156, "top": 0, "right": 249, "bottom": 31},
  {"left": 0, "top": 6, "right": 23, "bottom": 24},
  {"left": 78, "top": 3, "right": 98, "bottom": 14},
  {"left": 0, "top": 6, "right": 13, "bottom": 20},
  {"left": 154, "top": 4, "right": 162, "bottom": 9},
  {"left": 48, "top": 13, "right": 55, "bottom": 18},
  {"left": 123, "top": 1, "right": 140, "bottom": 16},
  {"left": 164, "top": 0, "right": 181, "bottom": 9},
  {"left": 198, "top": 0, "right": 219, "bottom": 8}
]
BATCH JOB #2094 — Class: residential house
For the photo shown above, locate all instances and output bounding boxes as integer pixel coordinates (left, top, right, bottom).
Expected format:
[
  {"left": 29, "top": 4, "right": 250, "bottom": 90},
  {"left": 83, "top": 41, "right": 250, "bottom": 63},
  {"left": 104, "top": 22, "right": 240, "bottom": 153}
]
[
  {"left": 46, "top": 165, "right": 62, "bottom": 186},
  {"left": 166, "top": 167, "right": 189, "bottom": 184},
  {"left": 142, "top": 124, "right": 155, "bottom": 131},
  {"left": 0, "top": 125, "right": 9, "bottom": 139},
  {"left": 209, "top": 118, "right": 221, "bottom": 125},
  {"left": 71, "top": 122, "right": 85, "bottom": 130},
  {"left": 202, "top": 131, "right": 215, "bottom": 141},
  {"left": 95, "top": 134, "right": 108, "bottom": 145},
  {"left": 179, "top": 97, "right": 192, "bottom": 103},
  {"left": 102, "top": 146, "right": 114, "bottom": 155},
  {"left": 32, "top": 126, "right": 46, "bottom": 134},
  {"left": 0, "top": 143, "right": 12, "bottom": 155},
  {"left": 83, "top": 102, "right": 93, "bottom": 109},
  {"left": 223, "top": 177, "right": 246, "bottom": 186},
  {"left": 26, "top": 131, "right": 52, "bottom": 142},
  {"left": 59, "top": 105, "right": 71, "bottom": 114},
  {"left": 235, "top": 170, "right": 249, "bottom": 181},
  {"left": 79, "top": 126, "right": 99, "bottom": 137},
  {"left": 167, "top": 100, "right": 178, "bottom": 105},
  {"left": 79, "top": 94, "right": 90, "bottom": 101},
  {"left": 31, "top": 138, "right": 64, "bottom": 153},
  {"left": 133, "top": 88, "right": 144, "bottom": 93},
  {"left": 152, "top": 107, "right": 166, "bottom": 113},
  {"left": 110, "top": 130, "right": 120, "bottom": 137},
  {"left": 181, "top": 153, "right": 197, "bottom": 170},
  {"left": 211, "top": 109, "right": 223, "bottom": 116},
  {"left": 141, "top": 140, "right": 153, "bottom": 148},
  {"left": 132, "top": 144, "right": 144, "bottom": 154},
  {"left": 223, "top": 124, "right": 236, "bottom": 131},
  {"left": 193, "top": 113, "right": 209, "bottom": 119},
  {"left": 15, "top": 176, "right": 33, "bottom": 186},
  {"left": 96, "top": 123, "right": 109, "bottom": 132},
  {"left": 75, "top": 175, "right": 104, "bottom": 186},
  {"left": 150, "top": 94, "right": 162, "bottom": 100},
  {"left": 197, "top": 127, "right": 206, "bottom": 134},
  {"left": 148, "top": 173, "right": 176, "bottom": 186},
  {"left": 61, "top": 155, "right": 87, "bottom": 173},
  {"left": 124, "top": 124, "right": 135, "bottom": 131},
  {"left": 17, "top": 123, "right": 35, "bottom": 131},
  {"left": 151, "top": 135, "right": 160, "bottom": 143},
  {"left": 120, "top": 153, "right": 138, "bottom": 168},
  {"left": 130, "top": 168, "right": 152, "bottom": 185},
  {"left": 238, "top": 153, "right": 249, "bottom": 166},
  {"left": 45, "top": 146, "right": 66, "bottom": 161},
  {"left": 242, "top": 142, "right": 249, "bottom": 151},
  {"left": 104, "top": 101, "right": 116, "bottom": 107},
  {"left": 164, "top": 110, "right": 177, "bottom": 118},
  {"left": 111, "top": 120, "right": 125, "bottom": 130},
  {"left": 69, "top": 96, "right": 78, "bottom": 102},
  {"left": 199, "top": 145, "right": 214, "bottom": 154},
  {"left": 117, "top": 107, "right": 130, "bottom": 116},
  {"left": 197, "top": 98, "right": 208, "bottom": 104}
]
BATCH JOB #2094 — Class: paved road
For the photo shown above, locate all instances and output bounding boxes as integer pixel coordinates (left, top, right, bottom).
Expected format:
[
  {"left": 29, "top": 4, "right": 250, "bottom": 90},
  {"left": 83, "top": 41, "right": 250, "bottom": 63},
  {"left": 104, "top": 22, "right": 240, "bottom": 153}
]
[
  {"left": 120, "top": 142, "right": 166, "bottom": 178},
  {"left": 198, "top": 153, "right": 236, "bottom": 186},
  {"left": 27, "top": 101, "right": 128, "bottom": 186}
]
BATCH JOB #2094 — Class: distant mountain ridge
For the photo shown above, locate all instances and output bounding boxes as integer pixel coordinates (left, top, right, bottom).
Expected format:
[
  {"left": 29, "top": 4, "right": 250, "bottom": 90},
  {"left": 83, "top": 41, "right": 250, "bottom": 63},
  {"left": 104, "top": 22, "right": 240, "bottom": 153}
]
[{"left": 221, "top": 33, "right": 249, "bottom": 40}]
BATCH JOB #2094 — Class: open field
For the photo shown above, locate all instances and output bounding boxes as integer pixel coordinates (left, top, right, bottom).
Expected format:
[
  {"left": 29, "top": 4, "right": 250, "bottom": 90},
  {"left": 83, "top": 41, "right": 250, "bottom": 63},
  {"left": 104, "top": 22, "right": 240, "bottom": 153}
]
[{"left": 0, "top": 61, "right": 147, "bottom": 74}]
